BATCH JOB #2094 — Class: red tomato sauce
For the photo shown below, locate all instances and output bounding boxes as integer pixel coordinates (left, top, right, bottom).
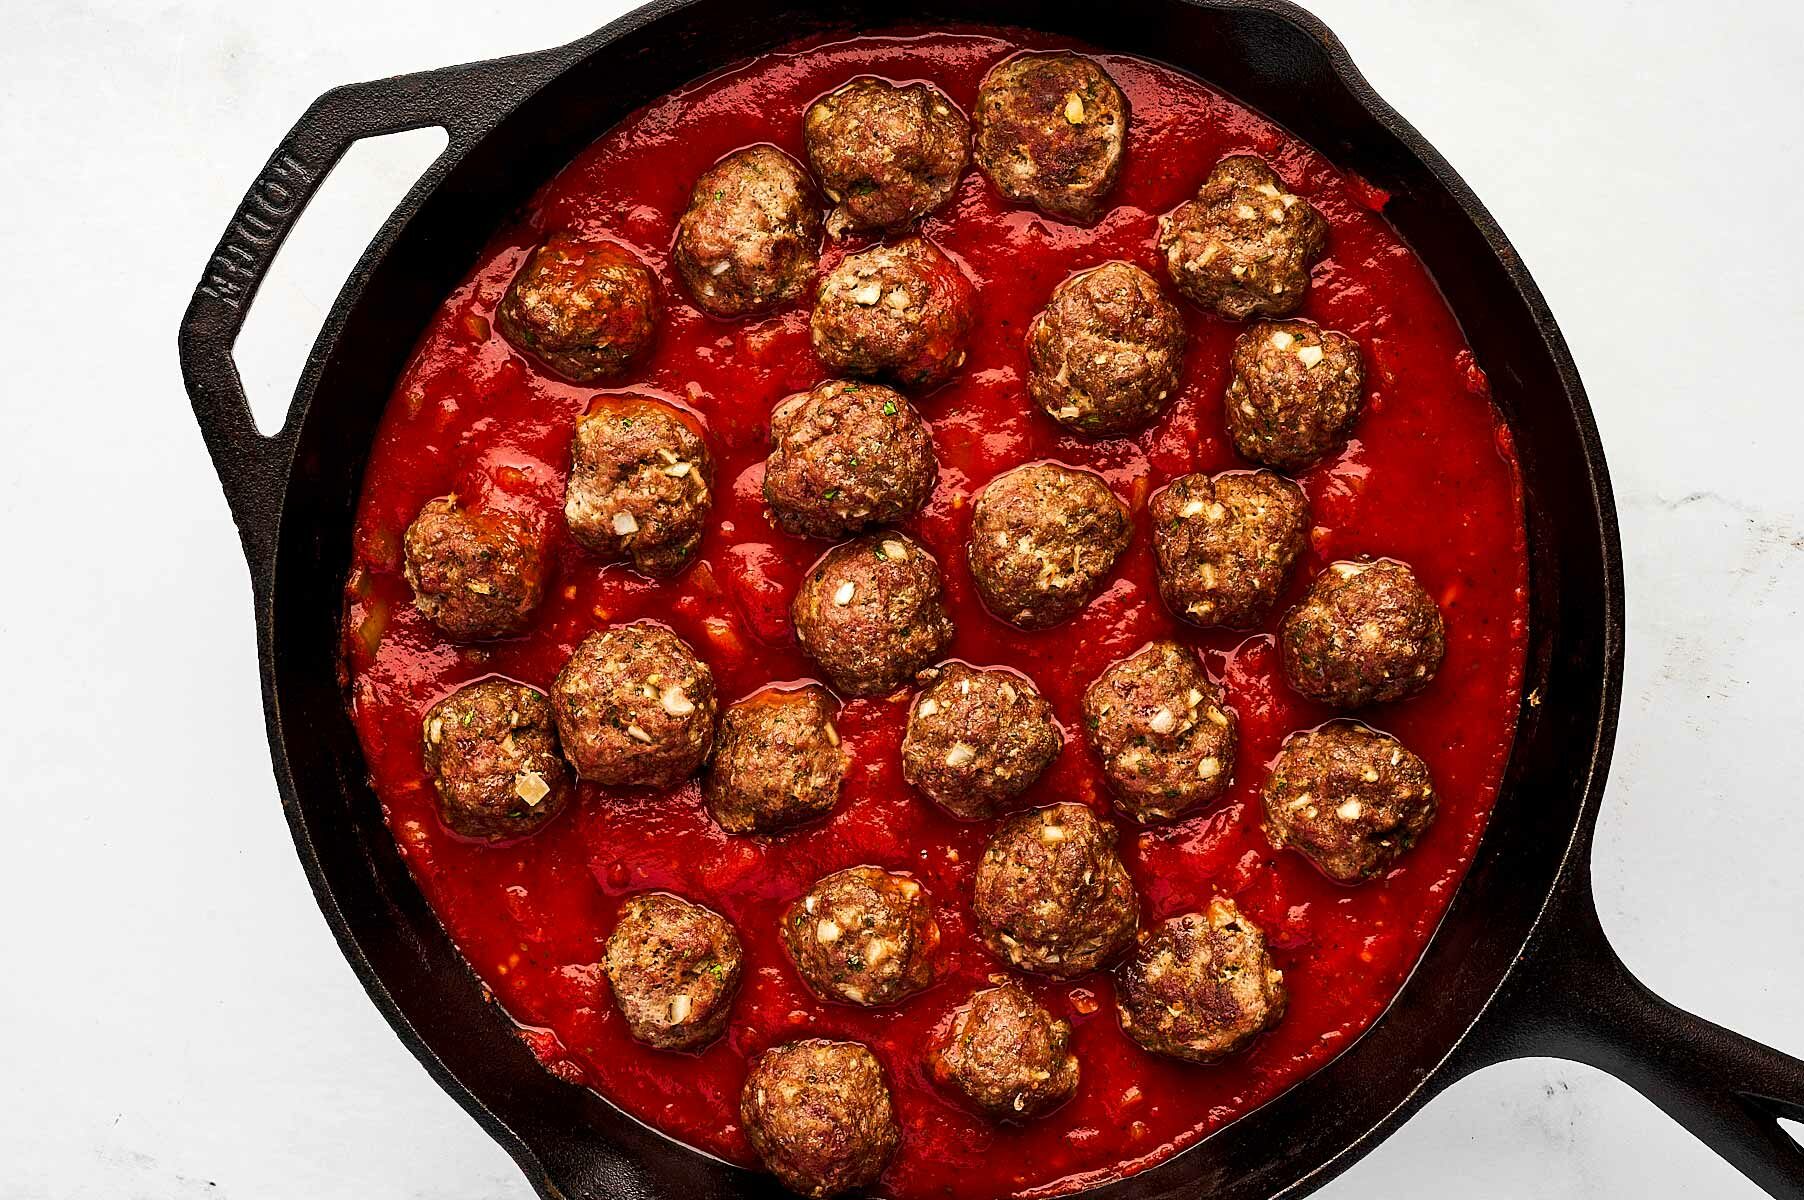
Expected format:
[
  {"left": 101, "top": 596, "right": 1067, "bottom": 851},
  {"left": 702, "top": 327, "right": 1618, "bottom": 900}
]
[{"left": 342, "top": 27, "right": 1528, "bottom": 1200}]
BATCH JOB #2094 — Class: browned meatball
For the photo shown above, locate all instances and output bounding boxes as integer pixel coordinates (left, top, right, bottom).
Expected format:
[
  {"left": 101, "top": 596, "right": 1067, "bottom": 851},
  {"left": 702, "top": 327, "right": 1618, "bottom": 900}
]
[
  {"left": 901, "top": 662, "right": 1062, "bottom": 820},
  {"left": 764, "top": 381, "right": 937, "bottom": 540},
  {"left": 551, "top": 622, "right": 717, "bottom": 787},
  {"left": 968, "top": 462, "right": 1131, "bottom": 630},
  {"left": 1116, "top": 899, "right": 1286, "bottom": 1063},
  {"left": 1159, "top": 155, "right": 1328, "bottom": 320},
  {"left": 741, "top": 1040, "right": 898, "bottom": 1198},
  {"left": 674, "top": 146, "right": 822, "bottom": 318},
  {"left": 421, "top": 679, "right": 570, "bottom": 841},
  {"left": 495, "top": 233, "right": 658, "bottom": 383},
  {"left": 705, "top": 685, "right": 846, "bottom": 835},
  {"left": 1151, "top": 470, "right": 1309, "bottom": 629},
  {"left": 782, "top": 866, "right": 939, "bottom": 1007},
  {"left": 972, "top": 803, "right": 1139, "bottom": 978},
  {"left": 973, "top": 52, "right": 1127, "bottom": 223},
  {"left": 1280, "top": 559, "right": 1446, "bottom": 708},
  {"left": 929, "top": 983, "right": 1079, "bottom": 1120},
  {"left": 1026, "top": 262, "right": 1186, "bottom": 436},
  {"left": 402, "top": 495, "right": 548, "bottom": 641},
  {"left": 1262, "top": 721, "right": 1437, "bottom": 883},
  {"left": 811, "top": 237, "right": 974, "bottom": 389},
  {"left": 564, "top": 395, "right": 714, "bottom": 578},
  {"left": 804, "top": 77, "right": 969, "bottom": 236},
  {"left": 1082, "top": 640, "right": 1238, "bottom": 824},
  {"left": 791, "top": 533, "right": 955, "bottom": 697},
  {"left": 1225, "top": 319, "right": 1365, "bottom": 471},
  {"left": 603, "top": 892, "right": 742, "bottom": 1052}
]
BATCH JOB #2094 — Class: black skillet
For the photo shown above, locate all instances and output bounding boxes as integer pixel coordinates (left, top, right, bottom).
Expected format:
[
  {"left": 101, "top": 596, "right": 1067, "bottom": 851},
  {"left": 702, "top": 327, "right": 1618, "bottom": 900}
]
[{"left": 177, "top": 1, "right": 1804, "bottom": 1196}]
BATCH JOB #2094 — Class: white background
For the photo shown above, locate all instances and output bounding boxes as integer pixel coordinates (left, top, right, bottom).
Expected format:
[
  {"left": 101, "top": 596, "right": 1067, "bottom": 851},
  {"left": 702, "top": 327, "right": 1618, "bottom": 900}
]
[{"left": 2, "top": 1, "right": 1801, "bottom": 1196}]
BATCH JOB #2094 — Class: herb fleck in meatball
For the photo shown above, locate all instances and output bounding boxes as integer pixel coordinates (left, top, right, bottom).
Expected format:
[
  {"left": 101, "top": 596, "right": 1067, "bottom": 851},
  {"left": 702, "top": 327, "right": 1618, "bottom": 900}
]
[
  {"left": 564, "top": 395, "right": 714, "bottom": 578},
  {"left": 968, "top": 462, "right": 1131, "bottom": 630},
  {"left": 791, "top": 533, "right": 955, "bottom": 697},
  {"left": 421, "top": 679, "right": 570, "bottom": 841},
  {"left": 551, "top": 622, "right": 717, "bottom": 787},
  {"left": 1225, "top": 319, "right": 1365, "bottom": 471},
  {"left": 705, "top": 685, "right": 846, "bottom": 835},
  {"left": 1027, "top": 262, "right": 1185, "bottom": 436},
  {"left": 1262, "top": 721, "right": 1437, "bottom": 883},
  {"left": 973, "top": 52, "right": 1128, "bottom": 223},
  {"left": 973, "top": 803, "right": 1139, "bottom": 978},
  {"left": 495, "top": 232, "right": 658, "bottom": 383},
  {"left": 783, "top": 866, "right": 939, "bottom": 1007},
  {"left": 402, "top": 495, "right": 548, "bottom": 641},
  {"left": 811, "top": 237, "right": 973, "bottom": 389},
  {"left": 1159, "top": 155, "right": 1328, "bottom": 320},
  {"left": 741, "top": 1039, "right": 898, "bottom": 1198},
  {"left": 1280, "top": 559, "right": 1446, "bottom": 708},
  {"left": 1151, "top": 470, "right": 1309, "bottom": 629},
  {"left": 1116, "top": 899, "right": 1286, "bottom": 1063},
  {"left": 804, "top": 77, "right": 969, "bottom": 236},
  {"left": 603, "top": 892, "right": 742, "bottom": 1052},
  {"left": 764, "top": 380, "right": 937, "bottom": 540},
  {"left": 902, "top": 663, "right": 1062, "bottom": 820},
  {"left": 929, "top": 983, "right": 1079, "bottom": 1120},
  {"left": 1082, "top": 641, "right": 1238, "bottom": 824},
  {"left": 674, "top": 146, "right": 822, "bottom": 319}
]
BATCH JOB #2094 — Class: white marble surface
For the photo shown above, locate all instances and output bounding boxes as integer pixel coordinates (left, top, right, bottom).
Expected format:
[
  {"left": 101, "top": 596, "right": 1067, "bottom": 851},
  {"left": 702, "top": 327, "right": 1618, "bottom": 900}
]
[{"left": 2, "top": 1, "right": 1801, "bottom": 1196}]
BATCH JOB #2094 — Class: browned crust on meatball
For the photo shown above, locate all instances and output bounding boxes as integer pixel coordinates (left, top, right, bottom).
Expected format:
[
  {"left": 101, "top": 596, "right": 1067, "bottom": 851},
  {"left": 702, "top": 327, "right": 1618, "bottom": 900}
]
[
  {"left": 1082, "top": 640, "right": 1238, "bottom": 824},
  {"left": 674, "top": 146, "right": 822, "bottom": 318},
  {"left": 764, "top": 381, "right": 937, "bottom": 540},
  {"left": 496, "top": 233, "right": 659, "bottom": 383},
  {"left": 1158, "top": 155, "right": 1328, "bottom": 319},
  {"left": 565, "top": 395, "right": 714, "bottom": 578},
  {"left": 603, "top": 892, "right": 743, "bottom": 1051},
  {"left": 740, "top": 1039, "right": 898, "bottom": 1198},
  {"left": 791, "top": 533, "right": 955, "bottom": 697},
  {"left": 972, "top": 803, "right": 1139, "bottom": 978},
  {"left": 402, "top": 495, "right": 549, "bottom": 641},
  {"left": 782, "top": 866, "right": 940, "bottom": 1007},
  {"left": 968, "top": 462, "right": 1131, "bottom": 630},
  {"left": 1279, "top": 558, "right": 1446, "bottom": 707},
  {"left": 1224, "top": 319, "right": 1365, "bottom": 471},
  {"left": 1262, "top": 721, "right": 1437, "bottom": 883},
  {"left": 551, "top": 622, "right": 717, "bottom": 787},
  {"left": 804, "top": 77, "right": 970, "bottom": 236},
  {"left": 810, "top": 237, "right": 974, "bottom": 389},
  {"left": 1116, "top": 899, "right": 1287, "bottom": 1063},
  {"left": 421, "top": 679, "right": 570, "bottom": 841},
  {"left": 929, "top": 983, "right": 1080, "bottom": 1120},
  {"left": 1151, "top": 470, "right": 1309, "bottom": 629},
  {"left": 973, "top": 52, "right": 1128, "bottom": 223},
  {"left": 705, "top": 685, "right": 846, "bottom": 835},
  {"left": 901, "top": 663, "right": 1063, "bottom": 820},
  {"left": 1027, "top": 261, "right": 1185, "bottom": 436}
]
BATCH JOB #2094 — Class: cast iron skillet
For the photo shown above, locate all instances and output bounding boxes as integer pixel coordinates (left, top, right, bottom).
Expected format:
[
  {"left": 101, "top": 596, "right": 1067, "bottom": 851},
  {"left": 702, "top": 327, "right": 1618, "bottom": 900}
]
[{"left": 177, "top": 1, "right": 1804, "bottom": 1196}]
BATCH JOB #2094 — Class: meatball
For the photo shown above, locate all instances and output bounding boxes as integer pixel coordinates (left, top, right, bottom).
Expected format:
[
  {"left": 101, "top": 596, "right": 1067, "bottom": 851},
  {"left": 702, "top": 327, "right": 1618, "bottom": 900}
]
[
  {"left": 1082, "top": 641, "right": 1238, "bottom": 824},
  {"left": 1158, "top": 154, "right": 1328, "bottom": 319},
  {"left": 1262, "top": 721, "right": 1437, "bottom": 883},
  {"left": 1151, "top": 470, "right": 1309, "bottom": 629},
  {"left": 603, "top": 892, "right": 742, "bottom": 1052},
  {"left": 811, "top": 237, "right": 974, "bottom": 389},
  {"left": 973, "top": 52, "right": 1128, "bottom": 223},
  {"left": 402, "top": 495, "right": 548, "bottom": 641},
  {"left": 972, "top": 803, "right": 1139, "bottom": 978},
  {"left": 495, "top": 232, "right": 658, "bottom": 383},
  {"left": 564, "top": 395, "right": 714, "bottom": 578},
  {"left": 421, "top": 679, "right": 570, "bottom": 841},
  {"left": 791, "top": 533, "right": 955, "bottom": 697},
  {"left": 1116, "top": 899, "right": 1286, "bottom": 1063},
  {"left": 782, "top": 866, "right": 939, "bottom": 1007},
  {"left": 763, "top": 380, "right": 937, "bottom": 540},
  {"left": 968, "top": 462, "right": 1131, "bottom": 630},
  {"left": 1224, "top": 319, "right": 1365, "bottom": 471},
  {"left": 1026, "top": 262, "right": 1186, "bottom": 436},
  {"left": 551, "top": 622, "right": 717, "bottom": 787},
  {"left": 901, "top": 663, "right": 1062, "bottom": 820},
  {"left": 674, "top": 146, "right": 822, "bottom": 318},
  {"left": 705, "top": 685, "right": 846, "bottom": 835},
  {"left": 804, "top": 77, "right": 969, "bottom": 236},
  {"left": 929, "top": 984, "right": 1079, "bottom": 1120},
  {"left": 740, "top": 1040, "right": 898, "bottom": 1198},
  {"left": 1279, "top": 559, "right": 1446, "bottom": 708}
]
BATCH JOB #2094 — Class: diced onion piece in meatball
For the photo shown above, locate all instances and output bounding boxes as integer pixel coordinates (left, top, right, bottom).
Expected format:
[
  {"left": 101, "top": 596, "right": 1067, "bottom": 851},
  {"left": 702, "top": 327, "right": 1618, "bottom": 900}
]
[
  {"left": 564, "top": 394, "right": 714, "bottom": 578},
  {"left": 972, "top": 803, "right": 1139, "bottom": 978},
  {"left": 402, "top": 495, "right": 549, "bottom": 641},
  {"left": 496, "top": 232, "right": 659, "bottom": 382},
  {"left": 705, "top": 684, "right": 846, "bottom": 835},
  {"left": 551, "top": 622, "right": 717, "bottom": 787},
  {"left": 1082, "top": 640, "right": 1238, "bottom": 824},
  {"left": 674, "top": 145, "right": 822, "bottom": 318},
  {"left": 1027, "top": 261, "right": 1185, "bottom": 436},
  {"left": 1262, "top": 721, "right": 1437, "bottom": 883},
  {"left": 603, "top": 892, "right": 742, "bottom": 1051},
  {"left": 791, "top": 532, "right": 955, "bottom": 697},
  {"left": 804, "top": 77, "right": 969, "bottom": 236},
  {"left": 1279, "top": 558, "right": 1446, "bottom": 708},
  {"left": 901, "top": 662, "right": 1062, "bottom": 820},
  {"left": 740, "top": 1039, "right": 898, "bottom": 1198},
  {"left": 421, "top": 679, "right": 571, "bottom": 841},
  {"left": 968, "top": 462, "right": 1131, "bottom": 630},
  {"left": 973, "top": 52, "right": 1128, "bottom": 223},
  {"left": 811, "top": 236, "right": 974, "bottom": 389},
  {"left": 764, "top": 380, "right": 937, "bottom": 540},
  {"left": 1116, "top": 899, "right": 1286, "bottom": 1063},
  {"left": 1151, "top": 470, "right": 1309, "bottom": 629}
]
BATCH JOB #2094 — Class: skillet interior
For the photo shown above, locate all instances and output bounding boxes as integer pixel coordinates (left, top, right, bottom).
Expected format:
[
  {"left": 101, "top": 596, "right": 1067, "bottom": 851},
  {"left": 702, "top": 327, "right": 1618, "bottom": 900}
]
[{"left": 259, "top": 1, "right": 1617, "bottom": 1196}]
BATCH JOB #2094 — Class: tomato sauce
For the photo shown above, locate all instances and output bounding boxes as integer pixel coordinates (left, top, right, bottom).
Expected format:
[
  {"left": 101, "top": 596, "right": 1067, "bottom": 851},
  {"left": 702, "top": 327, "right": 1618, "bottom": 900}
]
[{"left": 341, "top": 27, "right": 1528, "bottom": 1199}]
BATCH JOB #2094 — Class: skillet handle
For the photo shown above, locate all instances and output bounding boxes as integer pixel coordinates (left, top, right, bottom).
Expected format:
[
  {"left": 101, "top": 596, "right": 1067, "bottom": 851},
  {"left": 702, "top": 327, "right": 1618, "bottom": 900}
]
[{"left": 1463, "top": 870, "right": 1804, "bottom": 1196}]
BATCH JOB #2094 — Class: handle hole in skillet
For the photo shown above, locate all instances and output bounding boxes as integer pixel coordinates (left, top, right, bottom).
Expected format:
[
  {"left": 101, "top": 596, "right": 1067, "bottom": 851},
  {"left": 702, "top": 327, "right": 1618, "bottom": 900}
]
[
  {"left": 1784, "top": 1118, "right": 1803, "bottom": 1150},
  {"left": 235, "top": 126, "right": 448, "bottom": 436}
]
